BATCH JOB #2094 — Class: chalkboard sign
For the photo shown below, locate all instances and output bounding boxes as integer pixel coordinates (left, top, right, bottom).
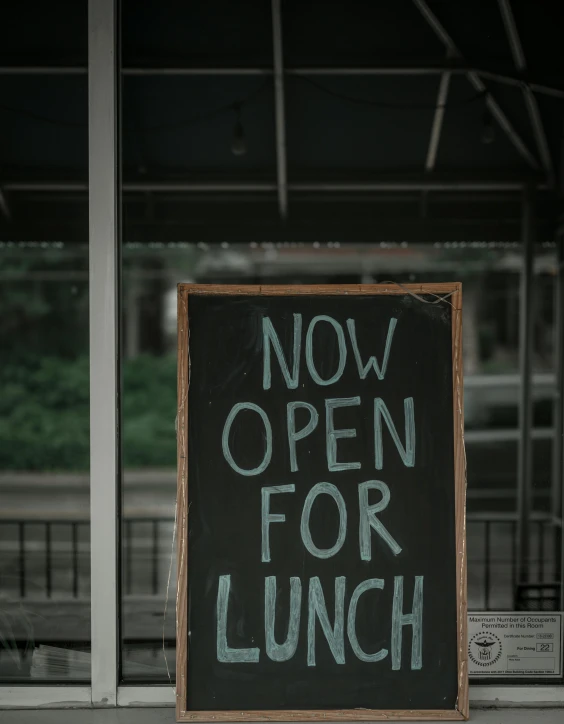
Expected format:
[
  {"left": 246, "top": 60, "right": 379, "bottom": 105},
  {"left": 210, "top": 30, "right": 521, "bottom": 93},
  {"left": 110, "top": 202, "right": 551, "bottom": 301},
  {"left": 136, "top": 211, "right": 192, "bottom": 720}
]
[{"left": 176, "top": 284, "right": 467, "bottom": 722}]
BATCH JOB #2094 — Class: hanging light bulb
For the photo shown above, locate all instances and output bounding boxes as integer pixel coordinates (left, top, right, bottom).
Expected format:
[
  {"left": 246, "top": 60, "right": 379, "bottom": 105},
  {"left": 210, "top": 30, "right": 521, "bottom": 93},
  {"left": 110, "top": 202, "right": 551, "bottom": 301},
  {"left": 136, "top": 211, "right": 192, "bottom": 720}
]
[
  {"left": 481, "top": 110, "right": 495, "bottom": 144},
  {"left": 231, "top": 104, "right": 247, "bottom": 156}
]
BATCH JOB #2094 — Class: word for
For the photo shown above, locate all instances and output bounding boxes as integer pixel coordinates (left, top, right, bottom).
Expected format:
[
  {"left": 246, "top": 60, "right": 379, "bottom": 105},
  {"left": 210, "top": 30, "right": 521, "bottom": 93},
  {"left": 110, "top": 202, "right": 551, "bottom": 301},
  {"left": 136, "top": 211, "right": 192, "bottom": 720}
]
[
  {"left": 261, "top": 480, "right": 401, "bottom": 563},
  {"left": 222, "top": 397, "right": 415, "bottom": 476},
  {"left": 217, "top": 574, "right": 423, "bottom": 669}
]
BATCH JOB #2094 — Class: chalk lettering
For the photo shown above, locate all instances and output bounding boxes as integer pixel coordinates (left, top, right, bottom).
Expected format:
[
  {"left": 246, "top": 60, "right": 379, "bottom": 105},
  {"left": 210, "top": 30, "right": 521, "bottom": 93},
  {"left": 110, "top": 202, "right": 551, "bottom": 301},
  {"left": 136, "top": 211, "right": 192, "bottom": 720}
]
[
  {"left": 261, "top": 485, "right": 295, "bottom": 563},
  {"left": 300, "top": 482, "right": 347, "bottom": 559},
  {"left": 325, "top": 397, "right": 361, "bottom": 472},
  {"left": 358, "top": 481, "right": 402, "bottom": 559},
  {"left": 264, "top": 576, "right": 302, "bottom": 661},
  {"left": 347, "top": 317, "right": 397, "bottom": 380},
  {"left": 287, "top": 401, "right": 319, "bottom": 473},
  {"left": 307, "top": 576, "right": 346, "bottom": 666},
  {"left": 347, "top": 579, "right": 388, "bottom": 662},
  {"left": 391, "top": 575, "right": 424, "bottom": 670},
  {"left": 216, "top": 574, "right": 260, "bottom": 663},
  {"left": 374, "top": 397, "right": 415, "bottom": 469},
  {"left": 222, "top": 402, "right": 272, "bottom": 476},
  {"left": 305, "top": 315, "right": 347, "bottom": 386},
  {"left": 263, "top": 314, "right": 302, "bottom": 390}
]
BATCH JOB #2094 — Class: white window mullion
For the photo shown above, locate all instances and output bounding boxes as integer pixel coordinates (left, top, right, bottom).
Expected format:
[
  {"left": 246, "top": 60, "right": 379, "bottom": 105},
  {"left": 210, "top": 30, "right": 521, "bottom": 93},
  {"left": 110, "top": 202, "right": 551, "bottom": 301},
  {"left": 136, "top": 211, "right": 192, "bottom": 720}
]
[{"left": 88, "top": 0, "right": 119, "bottom": 706}]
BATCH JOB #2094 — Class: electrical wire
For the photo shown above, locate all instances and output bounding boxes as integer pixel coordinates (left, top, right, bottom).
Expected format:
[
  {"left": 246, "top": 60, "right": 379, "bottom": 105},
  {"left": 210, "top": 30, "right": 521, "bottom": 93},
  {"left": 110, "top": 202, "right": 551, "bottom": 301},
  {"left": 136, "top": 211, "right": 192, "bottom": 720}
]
[
  {"left": 127, "top": 78, "right": 271, "bottom": 133},
  {"left": 0, "top": 79, "right": 271, "bottom": 133},
  {"left": 0, "top": 72, "right": 530, "bottom": 133}
]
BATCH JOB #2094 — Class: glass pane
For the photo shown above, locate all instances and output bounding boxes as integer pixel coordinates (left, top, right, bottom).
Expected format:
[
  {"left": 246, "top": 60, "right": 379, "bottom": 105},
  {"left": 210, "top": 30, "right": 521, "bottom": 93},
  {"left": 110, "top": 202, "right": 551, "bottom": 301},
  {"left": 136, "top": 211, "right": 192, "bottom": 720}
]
[
  {"left": 120, "top": 238, "right": 562, "bottom": 682},
  {"left": 0, "top": 4, "right": 89, "bottom": 683}
]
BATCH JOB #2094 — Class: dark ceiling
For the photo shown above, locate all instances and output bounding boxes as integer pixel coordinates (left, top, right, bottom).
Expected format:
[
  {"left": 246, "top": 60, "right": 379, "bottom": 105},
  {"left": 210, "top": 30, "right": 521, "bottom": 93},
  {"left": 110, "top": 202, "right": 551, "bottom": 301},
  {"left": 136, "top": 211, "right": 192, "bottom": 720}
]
[{"left": 0, "top": 0, "right": 563, "bottom": 243}]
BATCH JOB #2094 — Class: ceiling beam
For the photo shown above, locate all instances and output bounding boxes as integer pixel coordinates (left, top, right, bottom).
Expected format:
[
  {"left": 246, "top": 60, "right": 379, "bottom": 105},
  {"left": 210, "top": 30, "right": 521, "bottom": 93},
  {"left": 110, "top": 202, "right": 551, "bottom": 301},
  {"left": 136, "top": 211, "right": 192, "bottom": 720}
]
[
  {"left": 2, "top": 179, "right": 536, "bottom": 193},
  {"left": 1, "top": 63, "right": 564, "bottom": 101},
  {"left": 497, "top": 0, "right": 554, "bottom": 186},
  {"left": 412, "top": 0, "right": 539, "bottom": 171},
  {"left": 271, "top": 0, "right": 288, "bottom": 219},
  {"left": 1, "top": 64, "right": 563, "bottom": 99}
]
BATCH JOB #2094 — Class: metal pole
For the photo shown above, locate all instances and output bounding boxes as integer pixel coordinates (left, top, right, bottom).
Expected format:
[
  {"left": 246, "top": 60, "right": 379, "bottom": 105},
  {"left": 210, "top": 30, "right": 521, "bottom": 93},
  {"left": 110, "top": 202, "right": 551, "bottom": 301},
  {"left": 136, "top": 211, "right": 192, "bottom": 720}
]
[
  {"left": 497, "top": 0, "right": 554, "bottom": 186},
  {"left": 555, "top": 226, "right": 564, "bottom": 607},
  {"left": 89, "top": 0, "right": 119, "bottom": 705},
  {"left": 1, "top": 65, "right": 564, "bottom": 99},
  {"left": 516, "top": 185, "right": 535, "bottom": 589},
  {"left": 412, "top": 0, "right": 539, "bottom": 171},
  {"left": 3, "top": 179, "right": 532, "bottom": 193},
  {"left": 271, "top": 0, "right": 288, "bottom": 219},
  {"left": 425, "top": 60, "right": 451, "bottom": 171}
]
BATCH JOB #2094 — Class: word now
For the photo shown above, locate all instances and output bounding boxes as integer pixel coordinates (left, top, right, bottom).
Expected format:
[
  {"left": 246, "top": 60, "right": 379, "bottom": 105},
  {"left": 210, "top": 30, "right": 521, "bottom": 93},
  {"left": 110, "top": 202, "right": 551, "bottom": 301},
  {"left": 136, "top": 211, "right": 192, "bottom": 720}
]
[
  {"left": 222, "top": 397, "right": 415, "bottom": 477},
  {"left": 263, "top": 314, "right": 397, "bottom": 389},
  {"left": 216, "top": 573, "right": 423, "bottom": 669}
]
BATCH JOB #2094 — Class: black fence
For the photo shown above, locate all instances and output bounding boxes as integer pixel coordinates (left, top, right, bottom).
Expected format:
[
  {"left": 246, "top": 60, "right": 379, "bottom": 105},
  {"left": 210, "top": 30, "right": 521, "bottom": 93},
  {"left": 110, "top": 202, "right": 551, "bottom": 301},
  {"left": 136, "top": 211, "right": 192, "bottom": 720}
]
[
  {"left": 467, "top": 516, "right": 561, "bottom": 610},
  {"left": 0, "top": 515, "right": 561, "bottom": 610}
]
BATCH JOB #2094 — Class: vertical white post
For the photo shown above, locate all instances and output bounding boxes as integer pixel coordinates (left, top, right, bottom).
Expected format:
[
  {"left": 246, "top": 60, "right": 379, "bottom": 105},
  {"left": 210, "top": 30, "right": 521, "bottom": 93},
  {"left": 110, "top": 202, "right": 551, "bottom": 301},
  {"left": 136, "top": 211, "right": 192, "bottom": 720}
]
[{"left": 89, "top": 0, "right": 119, "bottom": 705}]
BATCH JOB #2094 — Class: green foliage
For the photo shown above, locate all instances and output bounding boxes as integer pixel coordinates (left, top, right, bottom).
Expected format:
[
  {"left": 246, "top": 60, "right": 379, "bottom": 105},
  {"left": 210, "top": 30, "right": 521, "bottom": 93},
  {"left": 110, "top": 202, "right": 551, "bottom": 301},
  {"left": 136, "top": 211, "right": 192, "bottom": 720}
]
[
  {"left": 0, "top": 357, "right": 90, "bottom": 471},
  {"left": 0, "top": 248, "right": 89, "bottom": 363},
  {"left": 0, "top": 354, "right": 177, "bottom": 471},
  {"left": 122, "top": 354, "right": 177, "bottom": 469}
]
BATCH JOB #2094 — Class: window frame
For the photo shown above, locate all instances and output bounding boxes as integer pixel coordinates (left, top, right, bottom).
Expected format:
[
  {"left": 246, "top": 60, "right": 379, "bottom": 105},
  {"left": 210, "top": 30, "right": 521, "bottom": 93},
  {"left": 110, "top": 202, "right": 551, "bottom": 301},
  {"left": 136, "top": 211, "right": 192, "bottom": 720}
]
[{"left": 0, "top": 0, "right": 563, "bottom": 710}]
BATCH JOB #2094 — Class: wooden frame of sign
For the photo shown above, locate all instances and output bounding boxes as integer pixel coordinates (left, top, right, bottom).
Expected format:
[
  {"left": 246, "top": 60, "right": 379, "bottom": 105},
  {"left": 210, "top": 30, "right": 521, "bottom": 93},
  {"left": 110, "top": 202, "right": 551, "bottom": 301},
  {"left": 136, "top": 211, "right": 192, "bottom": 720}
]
[{"left": 176, "top": 283, "right": 468, "bottom": 722}]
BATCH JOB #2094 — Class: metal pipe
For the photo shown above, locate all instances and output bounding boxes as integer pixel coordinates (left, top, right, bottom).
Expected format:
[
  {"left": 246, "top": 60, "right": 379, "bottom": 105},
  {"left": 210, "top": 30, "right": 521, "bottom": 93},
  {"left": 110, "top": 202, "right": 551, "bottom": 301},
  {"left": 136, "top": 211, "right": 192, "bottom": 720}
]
[
  {"left": 516, "top": 185, "right": 535, "bottom": 587},
  {"left": 271, "top": 0, "right": 288, "bottom": 219},
  {"left": 152, "top": 520, "right": 159, "bottom": 595},
  {"left": 555, "top": 231, "right": 564, "bottom": 606},
  {"left": 19, "top": 522, "right": 25, "bottom": 598},
  {"left": 497, "top": 0, "right": 554, "bottom": 185},
  {"left": 124, "top": 67, "right": 269, "bottom": 76},
  {"left": 412, "top": 0, "right": 539, "bottom": 171},
  {"left": 477, "top": 69, "right": 564, "bottom": 100},
  {"left": 1, "top": 63, "right": 563, "bottom": 99},
  {"left": 123, "top": 182, "right": 277, "bottom": 192},
  {"left": 425, "top": 52, "right": 452, "bottom": 171},
  {"left": 1, "top": 179, "right": 533, "bottom": 193},
  {"left": 0, "top": 66, "right": 87, "bottom": 75},
  {"left": 72, "top": 522, "right": 79, "bottom": 598},
  {"left": 497, "top": 0, "right": 526, "bottom": 69},
  {"left": 289, "top": 181, "right": 527, "bottom": 192}
]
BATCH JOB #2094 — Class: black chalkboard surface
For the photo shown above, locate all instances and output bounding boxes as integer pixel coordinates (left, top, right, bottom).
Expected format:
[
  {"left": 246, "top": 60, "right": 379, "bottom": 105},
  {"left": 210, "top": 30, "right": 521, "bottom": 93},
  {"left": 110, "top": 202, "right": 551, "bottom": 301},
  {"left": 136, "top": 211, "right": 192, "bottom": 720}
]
[{"left": 176, "top": 284, "right": 467, "bottom": 722}]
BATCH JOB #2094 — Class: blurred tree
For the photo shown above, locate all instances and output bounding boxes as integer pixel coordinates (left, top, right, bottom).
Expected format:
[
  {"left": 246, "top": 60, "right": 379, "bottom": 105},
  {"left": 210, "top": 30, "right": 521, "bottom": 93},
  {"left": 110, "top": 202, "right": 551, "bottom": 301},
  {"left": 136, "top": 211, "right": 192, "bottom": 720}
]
[{"left": 0, "top": 247, "right": 89, "bottom": 364}]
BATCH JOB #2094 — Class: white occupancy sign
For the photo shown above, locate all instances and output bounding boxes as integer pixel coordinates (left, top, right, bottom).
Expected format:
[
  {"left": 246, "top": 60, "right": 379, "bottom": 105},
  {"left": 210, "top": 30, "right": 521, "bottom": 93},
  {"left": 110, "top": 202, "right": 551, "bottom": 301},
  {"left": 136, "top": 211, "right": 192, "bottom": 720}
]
[{"left": 468, "top": 613, "right": 562, "bottom": 678}]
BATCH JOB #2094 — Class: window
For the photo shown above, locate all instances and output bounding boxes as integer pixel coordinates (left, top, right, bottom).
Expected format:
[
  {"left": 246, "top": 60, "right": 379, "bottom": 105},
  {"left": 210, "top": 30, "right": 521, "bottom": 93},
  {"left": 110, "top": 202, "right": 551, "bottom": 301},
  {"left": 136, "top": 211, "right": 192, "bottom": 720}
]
[
  {"left": 0, "top": 3, "right": 89, "bottom": 683},
  {"left": 1, "top": 0, "right": 563, "bottom": 710}
]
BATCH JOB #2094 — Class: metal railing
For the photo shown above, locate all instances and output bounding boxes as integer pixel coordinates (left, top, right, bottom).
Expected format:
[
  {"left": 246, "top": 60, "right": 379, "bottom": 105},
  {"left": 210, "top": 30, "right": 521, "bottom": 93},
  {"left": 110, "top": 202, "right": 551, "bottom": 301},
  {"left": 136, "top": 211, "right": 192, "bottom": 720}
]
[
  {"left": 1, "top": 520, "right": 88, "bottom": 599},
  {"left": 0, "top": 515, "right": 560, "bottom": 608},
  {"left": 466, "top": 514, "right": 561, "bottom": 610}
]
